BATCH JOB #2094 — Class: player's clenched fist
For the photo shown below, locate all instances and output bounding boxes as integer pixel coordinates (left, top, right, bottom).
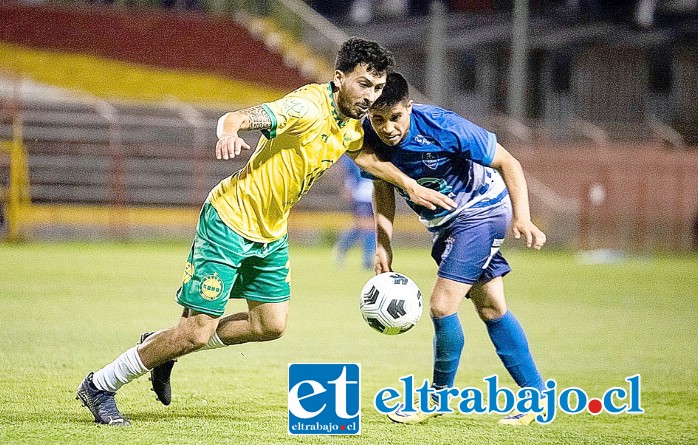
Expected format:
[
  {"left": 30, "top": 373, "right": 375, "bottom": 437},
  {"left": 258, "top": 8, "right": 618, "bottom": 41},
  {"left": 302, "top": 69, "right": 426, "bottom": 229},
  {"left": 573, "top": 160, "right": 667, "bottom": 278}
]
[{"left": 216, "top": 135, "right": 250, "bottom": 160}]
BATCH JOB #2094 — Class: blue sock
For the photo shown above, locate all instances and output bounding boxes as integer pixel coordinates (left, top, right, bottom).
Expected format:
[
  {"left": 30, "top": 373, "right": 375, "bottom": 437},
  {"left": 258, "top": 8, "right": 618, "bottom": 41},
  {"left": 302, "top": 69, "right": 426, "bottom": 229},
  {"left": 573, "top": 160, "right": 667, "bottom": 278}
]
[
  {"left": 432, "top": 313, "right": 464, "bottom": 389},
  {"left": 360, "top": 230, "right": 375, "bottom": 269},
  {"left": 337, "top": 228, "right": 360, "bottom": 254},
  {"left": 485, "top": 310, "right": 544, "bottom": 392}
]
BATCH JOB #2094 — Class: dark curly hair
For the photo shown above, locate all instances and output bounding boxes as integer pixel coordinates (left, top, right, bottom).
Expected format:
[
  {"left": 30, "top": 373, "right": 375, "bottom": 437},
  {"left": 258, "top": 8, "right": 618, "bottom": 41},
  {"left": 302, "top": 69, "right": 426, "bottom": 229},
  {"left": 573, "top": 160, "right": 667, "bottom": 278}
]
[
  {"left": 334, "top": 37, "right": 395, "bottom": 76},
  {"left": 371, "top": 72, "right": 409, "bottom": 109}
]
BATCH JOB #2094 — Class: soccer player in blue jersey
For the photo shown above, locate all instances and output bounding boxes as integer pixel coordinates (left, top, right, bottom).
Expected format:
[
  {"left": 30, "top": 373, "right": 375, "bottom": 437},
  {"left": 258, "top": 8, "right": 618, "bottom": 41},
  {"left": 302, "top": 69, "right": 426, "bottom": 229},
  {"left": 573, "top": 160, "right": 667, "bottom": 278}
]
[{"left": 365, "top": 72, "right": 547, "bottom": 426}]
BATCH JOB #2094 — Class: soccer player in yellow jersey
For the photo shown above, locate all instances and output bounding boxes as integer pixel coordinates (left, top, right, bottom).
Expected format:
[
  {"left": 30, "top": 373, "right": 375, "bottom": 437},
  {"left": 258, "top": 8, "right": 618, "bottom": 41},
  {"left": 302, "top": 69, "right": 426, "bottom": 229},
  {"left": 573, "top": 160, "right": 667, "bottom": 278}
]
[{"left": 77, "top": 37, "right": 456, "bottom": 426}]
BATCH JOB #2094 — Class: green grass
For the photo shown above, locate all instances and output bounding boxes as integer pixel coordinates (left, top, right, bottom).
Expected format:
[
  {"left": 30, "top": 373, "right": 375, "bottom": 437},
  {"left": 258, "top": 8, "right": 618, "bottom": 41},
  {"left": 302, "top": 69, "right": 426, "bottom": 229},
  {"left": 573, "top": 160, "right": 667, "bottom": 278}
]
[{"left": 0, "top": 242, "right": 696, "bottom": 444}]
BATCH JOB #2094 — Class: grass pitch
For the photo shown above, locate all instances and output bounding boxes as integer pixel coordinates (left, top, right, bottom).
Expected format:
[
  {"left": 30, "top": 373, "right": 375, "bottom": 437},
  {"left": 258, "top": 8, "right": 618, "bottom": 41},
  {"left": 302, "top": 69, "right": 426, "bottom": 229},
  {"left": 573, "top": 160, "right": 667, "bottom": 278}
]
[{"left": 0, "top": 241, "right": 696, "bottom": 444}]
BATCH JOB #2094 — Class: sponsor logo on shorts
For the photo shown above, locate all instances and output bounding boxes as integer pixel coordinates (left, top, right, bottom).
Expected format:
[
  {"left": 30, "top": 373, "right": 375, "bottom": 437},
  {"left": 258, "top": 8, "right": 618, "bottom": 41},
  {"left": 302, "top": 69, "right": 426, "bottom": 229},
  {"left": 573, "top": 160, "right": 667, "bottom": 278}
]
[
  {"left": 199, "top": 273, "right": 224, "bottom": 301},
  {"left": 288, "top": 363, "right": 361, "bottom": 435},
  {"left": 442, "top": 236, "right": 455, "bottom": 260},
  {"left": 182, "top": 262, "right": 194, "bottom": 284}
]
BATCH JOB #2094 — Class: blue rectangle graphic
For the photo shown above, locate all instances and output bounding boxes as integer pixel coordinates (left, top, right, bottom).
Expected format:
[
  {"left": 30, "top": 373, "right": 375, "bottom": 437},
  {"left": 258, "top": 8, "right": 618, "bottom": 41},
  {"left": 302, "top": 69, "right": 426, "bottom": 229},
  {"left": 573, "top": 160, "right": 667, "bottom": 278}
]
[{"left": 288, "top": 363, "right": 361, "bottom": 435}]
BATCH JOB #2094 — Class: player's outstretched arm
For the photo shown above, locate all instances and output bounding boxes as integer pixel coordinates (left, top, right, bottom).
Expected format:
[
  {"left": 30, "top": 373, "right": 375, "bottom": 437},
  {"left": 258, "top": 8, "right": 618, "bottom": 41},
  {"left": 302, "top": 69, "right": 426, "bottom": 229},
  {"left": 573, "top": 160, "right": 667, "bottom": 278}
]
[
  {"left": 215, "top": 106, "right": 272, "bottom": 160},
  {"left": 373, "top": 180, "right": 396, "bottom": 274},
  {"left": 351, "top": 150, "right": 456, "bottom": 212},
  {"left": 490, "top": 144, "right": 546, "bottom": 250}
]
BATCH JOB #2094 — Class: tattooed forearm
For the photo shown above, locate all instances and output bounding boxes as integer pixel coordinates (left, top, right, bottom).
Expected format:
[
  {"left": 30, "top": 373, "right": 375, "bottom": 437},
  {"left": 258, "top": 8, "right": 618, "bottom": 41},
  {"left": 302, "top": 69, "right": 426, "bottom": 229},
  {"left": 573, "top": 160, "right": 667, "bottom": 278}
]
[{"left": 240, "top": 106, "right": 272, "bottom": 130}]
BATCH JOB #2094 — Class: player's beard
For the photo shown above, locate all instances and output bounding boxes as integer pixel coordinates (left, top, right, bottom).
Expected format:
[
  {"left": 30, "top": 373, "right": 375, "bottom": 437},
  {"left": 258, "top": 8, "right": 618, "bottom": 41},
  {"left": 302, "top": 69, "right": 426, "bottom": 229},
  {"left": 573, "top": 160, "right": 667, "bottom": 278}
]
[{"left": 337, "top": 94, "right": 369, "bottom": 120}]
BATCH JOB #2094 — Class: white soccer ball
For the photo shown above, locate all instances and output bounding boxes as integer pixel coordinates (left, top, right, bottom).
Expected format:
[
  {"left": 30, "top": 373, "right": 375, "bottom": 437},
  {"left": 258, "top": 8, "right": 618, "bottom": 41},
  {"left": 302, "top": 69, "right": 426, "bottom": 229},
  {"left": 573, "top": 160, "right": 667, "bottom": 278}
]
[{"left": 359, "top": 272, "right": 423, "bottom": 335}]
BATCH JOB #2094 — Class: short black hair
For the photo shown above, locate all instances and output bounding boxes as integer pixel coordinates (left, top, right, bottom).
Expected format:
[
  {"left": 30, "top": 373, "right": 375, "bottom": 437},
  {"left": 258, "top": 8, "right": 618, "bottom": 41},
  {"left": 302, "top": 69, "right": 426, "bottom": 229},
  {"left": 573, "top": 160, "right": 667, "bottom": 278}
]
[
  {"left": 372, "top": 72, "right": 409, "bottom": 109},
  {"left": 335, "top": 37, "right": 395, "bottom": 76}
]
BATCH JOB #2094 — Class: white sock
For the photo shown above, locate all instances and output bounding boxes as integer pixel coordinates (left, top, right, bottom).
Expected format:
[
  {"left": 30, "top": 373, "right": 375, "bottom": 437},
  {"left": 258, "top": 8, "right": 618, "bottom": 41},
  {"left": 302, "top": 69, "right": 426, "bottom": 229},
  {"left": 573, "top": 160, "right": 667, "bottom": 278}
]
[
  {"left": 92, "top": 346, "right": 149, "bottom": 392},
  {"left": 203, "top": 331, "right": 227, "bottom": 350}
]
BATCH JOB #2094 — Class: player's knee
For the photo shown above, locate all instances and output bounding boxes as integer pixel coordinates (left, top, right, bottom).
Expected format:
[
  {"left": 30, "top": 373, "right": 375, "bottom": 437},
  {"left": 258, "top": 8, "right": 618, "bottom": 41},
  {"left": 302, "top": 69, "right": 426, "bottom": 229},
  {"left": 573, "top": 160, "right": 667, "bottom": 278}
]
[
  {"left": 477, "top": 305, "right": 506, "bottom": 322},
  {"left": 430, "top": 301, "right": 457, "bottom": 319},
  {"left": 180, "top": 330, "right": 212, "bottom": 351},
  {"left": 263, "top": 324, "right": 286, "bottom": 340},
  {"left": 253, "top": 320, "right": 286, "bottom": 341}
]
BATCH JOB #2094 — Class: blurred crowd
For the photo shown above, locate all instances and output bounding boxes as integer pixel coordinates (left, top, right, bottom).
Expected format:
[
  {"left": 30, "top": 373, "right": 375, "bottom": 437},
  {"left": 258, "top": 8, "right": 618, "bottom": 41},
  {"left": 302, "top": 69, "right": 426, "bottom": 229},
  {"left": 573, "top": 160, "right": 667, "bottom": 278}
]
[
  {"left": 308, "top": 0, "right": 694, "bottom": 29},
  {"left": 21, "top": 0, "right": 693, "bottom": 30}
]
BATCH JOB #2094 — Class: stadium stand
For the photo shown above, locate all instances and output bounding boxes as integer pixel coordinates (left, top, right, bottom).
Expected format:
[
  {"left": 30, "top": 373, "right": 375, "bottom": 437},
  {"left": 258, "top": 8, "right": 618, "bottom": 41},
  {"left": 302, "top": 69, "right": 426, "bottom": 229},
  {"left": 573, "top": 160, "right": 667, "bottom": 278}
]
[
  {"left": 335, "top": 0, "right": 697, "bottom": 144},
  {"left": 1, "top": 0, "right": 696, "bottom": 251},
  {"left": 0, "top": 2, "right": 313, "bottom": 90}
]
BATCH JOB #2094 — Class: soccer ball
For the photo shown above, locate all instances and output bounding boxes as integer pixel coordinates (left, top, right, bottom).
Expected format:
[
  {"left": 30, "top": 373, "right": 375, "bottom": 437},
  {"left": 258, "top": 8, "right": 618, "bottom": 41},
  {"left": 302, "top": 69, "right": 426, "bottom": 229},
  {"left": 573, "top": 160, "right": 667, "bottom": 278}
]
[{"left": 359, "top": 272, "right": 423, "bottom": 335}]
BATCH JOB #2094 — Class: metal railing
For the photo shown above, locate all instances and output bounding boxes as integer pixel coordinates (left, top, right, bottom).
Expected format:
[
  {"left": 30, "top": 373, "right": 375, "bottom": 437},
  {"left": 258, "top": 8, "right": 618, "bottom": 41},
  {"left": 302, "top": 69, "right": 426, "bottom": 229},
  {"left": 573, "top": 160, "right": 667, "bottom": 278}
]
[
  {"left": 0, "top": 75, "right": 351, "bottom": 211},
  {"left": 3, "top": 77, "right": 698, "bottom": 250}
]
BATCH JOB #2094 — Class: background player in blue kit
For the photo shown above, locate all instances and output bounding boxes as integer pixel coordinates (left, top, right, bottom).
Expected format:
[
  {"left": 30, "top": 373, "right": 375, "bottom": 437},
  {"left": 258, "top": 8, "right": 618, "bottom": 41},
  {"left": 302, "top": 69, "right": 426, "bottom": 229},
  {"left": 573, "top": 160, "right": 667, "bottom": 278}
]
[
  {"left": 334, "top": 154, "right": 376, "bottom": 269},
  {"left": 365, "top": 73, "right": 547, "bottom": 426}
]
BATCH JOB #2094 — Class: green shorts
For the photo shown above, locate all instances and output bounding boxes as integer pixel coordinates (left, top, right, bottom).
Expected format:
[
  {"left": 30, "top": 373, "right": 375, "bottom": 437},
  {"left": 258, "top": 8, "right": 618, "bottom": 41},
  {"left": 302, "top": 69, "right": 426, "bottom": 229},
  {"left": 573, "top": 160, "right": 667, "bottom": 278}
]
[{"left": 176, "top": 202, "right": 291, "bottom": 317}]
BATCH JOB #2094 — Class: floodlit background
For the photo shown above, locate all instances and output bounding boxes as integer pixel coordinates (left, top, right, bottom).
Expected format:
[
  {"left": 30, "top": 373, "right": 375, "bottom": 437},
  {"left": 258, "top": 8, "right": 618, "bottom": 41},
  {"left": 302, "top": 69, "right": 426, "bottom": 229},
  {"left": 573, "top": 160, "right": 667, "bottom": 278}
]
[{"left": 0, "top": 1, "right": 696, "bottom": 444}]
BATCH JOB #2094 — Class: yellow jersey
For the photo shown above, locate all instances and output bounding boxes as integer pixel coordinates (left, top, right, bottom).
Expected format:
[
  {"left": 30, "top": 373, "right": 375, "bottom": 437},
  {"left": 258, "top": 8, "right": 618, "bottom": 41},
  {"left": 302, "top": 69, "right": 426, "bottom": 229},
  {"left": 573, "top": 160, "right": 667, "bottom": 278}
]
[{"left": 208, "top": 82, "right": 364, "bottom": 243}]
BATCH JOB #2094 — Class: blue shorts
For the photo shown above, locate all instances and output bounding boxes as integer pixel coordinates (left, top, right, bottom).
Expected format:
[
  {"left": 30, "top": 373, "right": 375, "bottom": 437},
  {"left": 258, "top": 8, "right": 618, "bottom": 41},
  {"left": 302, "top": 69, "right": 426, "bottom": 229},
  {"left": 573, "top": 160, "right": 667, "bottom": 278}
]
[
  {"left": 430, "top": 202, "right": 512, "bottom": 288},
  {"left": 352, "top": 201, "right": 374, "bottom": 218}
]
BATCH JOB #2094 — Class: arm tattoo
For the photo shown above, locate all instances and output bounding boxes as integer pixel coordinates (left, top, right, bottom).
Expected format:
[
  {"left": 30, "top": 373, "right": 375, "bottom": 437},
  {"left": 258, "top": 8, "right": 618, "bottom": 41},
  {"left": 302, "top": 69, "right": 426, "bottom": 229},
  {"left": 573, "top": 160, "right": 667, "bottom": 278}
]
[{"left": 240, "top": 105, "right": 272, "bottom": 130}]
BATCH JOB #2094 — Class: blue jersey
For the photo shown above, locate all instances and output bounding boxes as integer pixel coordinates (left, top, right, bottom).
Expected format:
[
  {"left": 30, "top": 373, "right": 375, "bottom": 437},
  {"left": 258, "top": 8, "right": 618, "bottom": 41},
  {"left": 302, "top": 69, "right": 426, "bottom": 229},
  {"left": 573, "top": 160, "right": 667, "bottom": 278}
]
[{"left": 363, "top": 104, "right": 508, "bottom": 229}]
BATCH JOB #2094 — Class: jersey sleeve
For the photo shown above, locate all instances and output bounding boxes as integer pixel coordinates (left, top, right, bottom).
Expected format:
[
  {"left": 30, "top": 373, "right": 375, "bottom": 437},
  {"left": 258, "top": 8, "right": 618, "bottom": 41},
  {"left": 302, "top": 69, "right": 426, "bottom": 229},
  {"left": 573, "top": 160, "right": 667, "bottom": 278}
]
[
  {"left": 438, "top": 111, "right": 497, "bottom": 166},
  {"left": 260, "top": 92, "right": 320, "bottom": 139},
  {"left": 344, "top": 124, "right": 364, "bottom": 153}
]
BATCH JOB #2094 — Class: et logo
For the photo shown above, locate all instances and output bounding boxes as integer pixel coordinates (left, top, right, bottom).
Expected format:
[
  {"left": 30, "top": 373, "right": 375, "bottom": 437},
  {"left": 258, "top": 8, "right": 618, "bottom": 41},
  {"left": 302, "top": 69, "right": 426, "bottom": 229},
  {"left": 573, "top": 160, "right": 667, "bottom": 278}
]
[{"left": 288, "top": 363, "right": 361, "bottom": 435}]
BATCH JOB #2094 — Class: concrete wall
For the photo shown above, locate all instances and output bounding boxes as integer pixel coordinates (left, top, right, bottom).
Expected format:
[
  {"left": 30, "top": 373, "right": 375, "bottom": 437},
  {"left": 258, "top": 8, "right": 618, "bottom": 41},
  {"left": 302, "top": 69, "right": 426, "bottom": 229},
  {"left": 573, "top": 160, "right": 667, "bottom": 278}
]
[{"left": 512, "top": 143, "right": 698, "bottom": 251}]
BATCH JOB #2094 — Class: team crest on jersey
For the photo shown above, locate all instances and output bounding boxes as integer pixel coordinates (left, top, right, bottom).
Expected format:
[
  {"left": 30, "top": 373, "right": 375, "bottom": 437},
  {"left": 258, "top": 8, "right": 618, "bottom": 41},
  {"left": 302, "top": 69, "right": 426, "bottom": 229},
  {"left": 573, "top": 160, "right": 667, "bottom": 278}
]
[
  {"left": 283, "top": 99, "right": 309, "bottom": 118},
  {"left": 200, "top": 273, "right": 224, "bottom": 301},
  {"left": 422, "top": 152, "right": 440, "bottom": 170},
  {"left": 182, "top": 262, "right": 194, "bottom": 284}
]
